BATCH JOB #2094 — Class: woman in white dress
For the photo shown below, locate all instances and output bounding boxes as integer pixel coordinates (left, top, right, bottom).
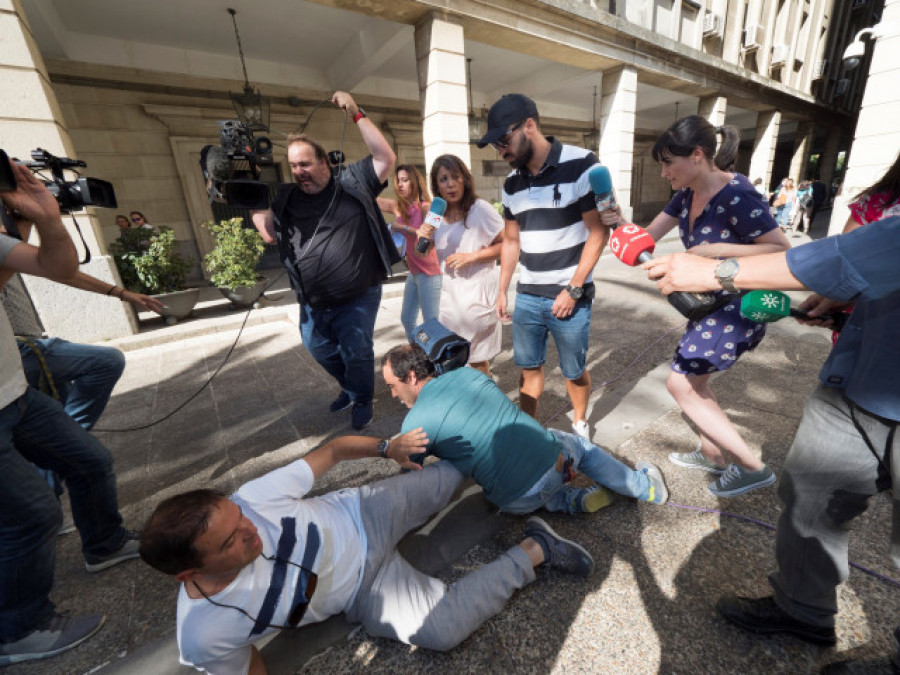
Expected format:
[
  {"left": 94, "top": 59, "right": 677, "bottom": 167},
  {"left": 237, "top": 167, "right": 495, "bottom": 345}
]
[{"left": 425, "top": 154, "right": 504, "bottom": 376}]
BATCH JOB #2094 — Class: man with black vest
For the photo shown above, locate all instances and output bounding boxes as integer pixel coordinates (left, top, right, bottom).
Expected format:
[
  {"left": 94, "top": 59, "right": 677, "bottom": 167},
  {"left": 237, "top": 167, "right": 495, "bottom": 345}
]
[
  {"left": 483, "top": 94, "right": 609, "bottom": 441},
  {"left": 253, "top": 91, "right": 399, "bottom": 429}
]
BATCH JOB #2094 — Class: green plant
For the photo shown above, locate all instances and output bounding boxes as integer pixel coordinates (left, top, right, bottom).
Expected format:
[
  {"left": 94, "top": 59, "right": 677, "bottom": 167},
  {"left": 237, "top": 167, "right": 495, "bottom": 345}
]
[
  {"left": 110, "top": 227, "right": 193, "bottom": 294},
  {"left": 203, "top": 217, "right": 266, "bottom": 290}
]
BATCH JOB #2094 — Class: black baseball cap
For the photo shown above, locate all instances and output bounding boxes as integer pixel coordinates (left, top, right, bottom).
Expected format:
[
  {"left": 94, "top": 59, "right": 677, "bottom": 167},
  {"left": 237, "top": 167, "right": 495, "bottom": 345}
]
[{"left": 476, "top": 94, "right": 539, "bottom": 148}]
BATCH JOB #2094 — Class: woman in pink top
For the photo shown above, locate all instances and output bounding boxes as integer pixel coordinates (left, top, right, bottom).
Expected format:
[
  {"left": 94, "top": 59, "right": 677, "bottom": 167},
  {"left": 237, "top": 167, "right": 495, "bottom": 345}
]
[{"left": 378, "top": 165, "right": 442, "bottom": 341}]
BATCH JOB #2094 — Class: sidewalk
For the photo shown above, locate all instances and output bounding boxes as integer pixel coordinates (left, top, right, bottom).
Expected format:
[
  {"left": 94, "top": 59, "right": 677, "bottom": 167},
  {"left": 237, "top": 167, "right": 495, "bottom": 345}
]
[{"left": 9, "top": 234, "right": 899, "bottom": 674}]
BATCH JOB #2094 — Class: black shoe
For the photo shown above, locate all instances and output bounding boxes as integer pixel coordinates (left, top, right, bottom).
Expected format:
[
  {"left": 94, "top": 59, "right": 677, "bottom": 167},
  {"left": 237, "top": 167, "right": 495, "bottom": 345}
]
[
  {"left": 523, "top": 516, "right": 594, "bottom": 577},
  {"left": 820, "top": 657, "right": 900, "bottom": 674},
  {"left": 716, "top": 594, "right": 836, "bottom": 646},
  {"left": 329, "top": 391, "right": 352, "bottom": 413},
  {"left": 351, "top": 402, "right": 373, "bottom": 430},
  {"left": 84, "top": 531, "right": 140, "bottom": 573}
]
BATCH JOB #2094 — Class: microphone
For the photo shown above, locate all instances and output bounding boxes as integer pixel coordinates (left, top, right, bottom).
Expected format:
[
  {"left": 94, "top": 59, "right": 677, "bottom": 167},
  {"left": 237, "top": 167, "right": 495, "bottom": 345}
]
[
  {"left": 609, "top": 224, "right": 731, "bottom": 321},
  {"left": 415, "top": 197, "right": 447, "bottom": 255},
  {"left": 200, "top": 145, "right": 231, "bottom": 203},
  {"left": 588, "top": 165, "right": 617, "bottom": 212},
  {"left": 740, "top": 291, "right": 848, "bottom": 330}
]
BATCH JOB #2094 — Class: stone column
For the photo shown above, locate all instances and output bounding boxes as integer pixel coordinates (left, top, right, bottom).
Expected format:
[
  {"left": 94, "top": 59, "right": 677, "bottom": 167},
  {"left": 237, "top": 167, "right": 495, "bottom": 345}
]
[
  {"left": 748, "top": 109, "right": 781, "bottom": 190},
  {"left": 830, "top": 0, "right": 900, "bottom": 233},
  {"left": 789, "top": 121, "right": 814, "bottom": 183},
  {"left": 0, "top": 0, "right": 137, "bottom": 341},
  {"left": 599, "top": 65, "right": 637, "bottom": 220},
  {"left": 698, "top": 95, "right": 728, "bottom": 129},
  {"left": 414, "top": 12, "right": 471, "bottom": 177}
]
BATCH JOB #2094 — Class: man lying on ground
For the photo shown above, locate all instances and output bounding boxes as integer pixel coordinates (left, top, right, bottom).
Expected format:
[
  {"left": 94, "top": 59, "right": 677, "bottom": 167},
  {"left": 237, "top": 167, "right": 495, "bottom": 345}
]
[{"left": 140, "top": 432, "right": 595, "bottom": 674}]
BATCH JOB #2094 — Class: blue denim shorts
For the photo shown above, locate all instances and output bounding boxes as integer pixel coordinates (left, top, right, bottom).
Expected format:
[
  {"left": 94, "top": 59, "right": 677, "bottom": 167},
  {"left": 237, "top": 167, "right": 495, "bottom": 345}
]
[{"left": 512, "top": 292, "right": 592, "bottom": 380}]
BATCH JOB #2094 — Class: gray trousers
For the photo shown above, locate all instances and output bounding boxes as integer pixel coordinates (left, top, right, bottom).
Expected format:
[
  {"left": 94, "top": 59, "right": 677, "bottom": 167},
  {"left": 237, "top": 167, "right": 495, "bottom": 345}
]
[
  {"left": 345, "top": 462, "right": 535, "bottom": 651},
  {"left": 770, "top": 386, "right": 899, "bottom": 628}
]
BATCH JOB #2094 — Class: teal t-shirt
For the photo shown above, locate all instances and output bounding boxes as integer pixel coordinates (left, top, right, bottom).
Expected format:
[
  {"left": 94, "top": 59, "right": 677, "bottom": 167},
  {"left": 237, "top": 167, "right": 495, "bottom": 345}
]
[{"left": 401, "top": 368, "right": 560, "bottom": 507}]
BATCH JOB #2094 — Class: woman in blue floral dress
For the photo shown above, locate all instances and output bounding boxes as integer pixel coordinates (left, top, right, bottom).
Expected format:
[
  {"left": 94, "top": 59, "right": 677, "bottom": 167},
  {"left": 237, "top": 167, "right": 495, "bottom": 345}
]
[{"left": 609, "top": 115, "right": 790, "bottom": 497}]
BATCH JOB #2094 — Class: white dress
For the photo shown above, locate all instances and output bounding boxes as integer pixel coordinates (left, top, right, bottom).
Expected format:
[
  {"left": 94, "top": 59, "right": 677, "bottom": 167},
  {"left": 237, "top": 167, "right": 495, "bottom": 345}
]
[{"left": 433, "top": 199, "right": 504, "bottom": 363}]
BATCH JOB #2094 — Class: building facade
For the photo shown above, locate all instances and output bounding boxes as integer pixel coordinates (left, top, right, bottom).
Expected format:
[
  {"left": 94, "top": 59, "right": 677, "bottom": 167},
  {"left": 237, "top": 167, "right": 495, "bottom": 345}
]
[{"left": 0, "top": 0, "right": 887, "bottom": 340}]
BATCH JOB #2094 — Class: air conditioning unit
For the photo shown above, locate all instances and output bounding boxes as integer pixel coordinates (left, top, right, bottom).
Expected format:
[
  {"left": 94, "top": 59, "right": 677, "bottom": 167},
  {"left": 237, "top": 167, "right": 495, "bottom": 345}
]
[
  {"left": 835, "top": 78, "right": 851, "bottom": 96},
  {"left": 703, "top": 11, "right": 724, "bottom": 39},
  {"left": 771, "top": 44, "right": 790, "bottom": 66},
  {"left": 743, "top": 23, "right": 765, "bottom": 51},
  {"left": 812, "top": 59, "right": 828, "bottom": 80}
]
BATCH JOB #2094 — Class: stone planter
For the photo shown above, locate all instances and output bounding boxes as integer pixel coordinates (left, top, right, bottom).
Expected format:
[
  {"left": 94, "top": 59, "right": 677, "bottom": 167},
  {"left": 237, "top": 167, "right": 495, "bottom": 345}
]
[
  {"left": 153, "top": 288, "right": 200, "bottom": 326},
  {"left": 218, "top": 279, "right": 267, "bottom": 309}
]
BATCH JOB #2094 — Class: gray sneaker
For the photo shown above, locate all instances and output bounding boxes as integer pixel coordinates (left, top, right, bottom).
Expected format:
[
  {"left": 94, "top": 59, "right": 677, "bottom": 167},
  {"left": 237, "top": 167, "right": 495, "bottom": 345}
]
[
  {"left": 0, "top": 612, "right": 105, "bottom": 665},
  {"left": 636, "top": 461, "right": 669, "bottom": 505},
  {"left": 523, "top": 516, "right": 595, "bottom": 577},
  {"left": 668, "top": 446, "right": 726, "bottom": 474},
  {"left": 708, "top": 464, "right": 776, "bottom": 498},
  {"left": 84, "top": 531, "right": 140, "bottom": 573}
]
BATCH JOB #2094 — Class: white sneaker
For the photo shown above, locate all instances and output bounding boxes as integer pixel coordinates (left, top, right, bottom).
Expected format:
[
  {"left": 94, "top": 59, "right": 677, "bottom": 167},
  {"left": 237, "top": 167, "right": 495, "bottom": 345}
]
[{"left": 572, "top": 420, "right": 590, "bottom": 440}]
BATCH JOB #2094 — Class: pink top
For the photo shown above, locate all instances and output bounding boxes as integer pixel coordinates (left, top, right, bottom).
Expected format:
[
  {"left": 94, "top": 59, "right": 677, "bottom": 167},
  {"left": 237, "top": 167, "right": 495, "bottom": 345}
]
[
  {"left": 398, "top": 203, "right": 441, "bottom": 276},
  {"left": 848, "top": 190, "right": 900, "bottom": 226}
]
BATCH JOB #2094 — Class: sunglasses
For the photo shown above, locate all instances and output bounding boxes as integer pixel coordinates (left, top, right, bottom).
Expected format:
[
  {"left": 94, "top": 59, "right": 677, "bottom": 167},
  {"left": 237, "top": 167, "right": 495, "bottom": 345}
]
[
  {"left": 131, "top": 217, "right": 143, "bottom": 222},
  {"left": 492, "top": 120, "right": 526, "bottom": 149}
]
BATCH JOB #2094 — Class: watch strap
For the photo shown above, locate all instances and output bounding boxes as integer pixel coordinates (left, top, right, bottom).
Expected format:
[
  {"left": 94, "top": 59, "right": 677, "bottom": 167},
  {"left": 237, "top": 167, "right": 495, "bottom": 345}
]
[{"left": 352, "top": 108, "right": 367, "bottom": 123}]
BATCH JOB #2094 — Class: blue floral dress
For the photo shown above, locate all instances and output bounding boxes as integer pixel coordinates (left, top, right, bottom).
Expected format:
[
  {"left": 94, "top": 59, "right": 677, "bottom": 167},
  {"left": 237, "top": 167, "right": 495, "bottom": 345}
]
[{"left": 662, "top": 174, "right": 778, "bottom": 375}]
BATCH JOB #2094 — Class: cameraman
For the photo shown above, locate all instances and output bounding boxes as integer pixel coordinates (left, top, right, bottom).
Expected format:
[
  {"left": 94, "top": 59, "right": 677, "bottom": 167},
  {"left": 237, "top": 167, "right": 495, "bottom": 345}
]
[
  {"left": 0, "top": 160, "right": 139, "bottom": 666},
  {"left": 252, "top": 91, "right": 398, "bottom": 430}
]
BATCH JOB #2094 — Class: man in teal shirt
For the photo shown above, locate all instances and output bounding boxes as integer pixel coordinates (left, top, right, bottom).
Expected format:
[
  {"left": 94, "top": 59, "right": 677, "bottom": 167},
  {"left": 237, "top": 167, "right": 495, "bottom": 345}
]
[{"left": 381, "top": 344, "right": 668, "bottom": 514}]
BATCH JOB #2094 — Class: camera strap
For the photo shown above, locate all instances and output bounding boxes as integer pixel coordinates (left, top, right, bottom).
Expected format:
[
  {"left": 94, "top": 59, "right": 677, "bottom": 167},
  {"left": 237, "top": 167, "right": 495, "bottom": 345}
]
[{"left": 68, "top": 213, "right": 91, "bottom": 265}]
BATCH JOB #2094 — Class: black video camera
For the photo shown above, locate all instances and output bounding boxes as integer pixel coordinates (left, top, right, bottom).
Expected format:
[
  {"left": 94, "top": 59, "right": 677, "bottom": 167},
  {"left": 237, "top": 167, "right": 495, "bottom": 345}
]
[
  {"left": 0, "top": 150, "right": 16, "bottom": 193},
  {"left": 23, "top": 148, "right": 117, "bottom": 213},
  {"left": 200, "top": 120, "right": 273, "bottom": 211}
]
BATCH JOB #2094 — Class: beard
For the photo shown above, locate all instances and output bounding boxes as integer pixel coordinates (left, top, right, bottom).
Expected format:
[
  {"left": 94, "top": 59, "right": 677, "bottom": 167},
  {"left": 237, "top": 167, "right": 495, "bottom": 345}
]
[{"left": 507, "top": 140, "right": 533, "bottom": 171}]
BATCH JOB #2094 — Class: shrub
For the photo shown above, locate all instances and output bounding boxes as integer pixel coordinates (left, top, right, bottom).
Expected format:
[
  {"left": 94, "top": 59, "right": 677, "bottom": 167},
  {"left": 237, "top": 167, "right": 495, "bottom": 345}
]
[
  {"left": 203, "top": 217, "right": 266, "bottom": 290},
  {"left": 110, "top": 227, "right": 193, "bottom": 294}
]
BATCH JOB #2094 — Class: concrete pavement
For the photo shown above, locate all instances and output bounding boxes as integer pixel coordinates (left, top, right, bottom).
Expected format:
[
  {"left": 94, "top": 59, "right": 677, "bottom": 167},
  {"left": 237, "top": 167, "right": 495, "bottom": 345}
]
[{"left": 7, "top": 227, "right": 899, "bottom": 674}]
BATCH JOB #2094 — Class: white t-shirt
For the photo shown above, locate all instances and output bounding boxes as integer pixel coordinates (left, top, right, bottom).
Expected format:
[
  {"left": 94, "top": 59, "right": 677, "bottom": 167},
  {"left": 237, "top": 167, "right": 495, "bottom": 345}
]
[
  {"left": 0, "top": 235, "right": 28, "bottom": 409},
  {"left": 176, "top": 459, "right": 366, "bottom": 674}
]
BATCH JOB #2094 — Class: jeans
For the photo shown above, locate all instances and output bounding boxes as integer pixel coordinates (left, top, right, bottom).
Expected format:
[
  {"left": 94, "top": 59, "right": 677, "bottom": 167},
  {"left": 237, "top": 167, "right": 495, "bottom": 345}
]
[
  {"left": 400, "top": 273, "right": 442, "bottom": 342},
  {"left": 770, "top": 386, "right": 900, "bottom": 628},
  {"left": 18, "top": 338, "right": 125, "bottom": 497},
  {"left": 512, "top": 293, "right": 592, "bottom": 380},
  {"left": 501, "top": 429, "right": 652, "bottom": 514},
  {"left": 17, "top": 338, "right": 125, "bottom": 430},
  {"left": 0, "top": 388, "right": 128, "bottom": 641},
  {"left": 299, "top": 285, "right": 382, "bottom": 406}
]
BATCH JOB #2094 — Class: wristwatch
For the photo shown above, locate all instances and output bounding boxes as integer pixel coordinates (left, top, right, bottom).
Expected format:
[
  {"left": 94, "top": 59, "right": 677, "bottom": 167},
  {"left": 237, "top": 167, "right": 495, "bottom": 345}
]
[
  {"left": 376, "top": 438, "right": 389, "bottom": 458},
  {"left": 715, "top": 258, "right": 740, "bottom": 293},
  {"left": 352, "top": 108, "right": 367, "bottom": 123},
  {"left": 565, "top": 284, "right": 584, "bottom": 300}
]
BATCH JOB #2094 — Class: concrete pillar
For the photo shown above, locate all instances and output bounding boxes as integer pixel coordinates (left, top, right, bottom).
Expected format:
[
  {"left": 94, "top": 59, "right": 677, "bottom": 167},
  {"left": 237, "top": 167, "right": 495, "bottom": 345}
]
[
  {"left": 748, "top": 109, "right": 781, "bottom": 190},
  {"left": 698, "top": 96, "right": 728, "bottom": 129},
  {"left": 414, "top": 13, "right": 471, "bottom": 178},
  {"left": 789, "top": 121, "right": 814, "bottom": 183},
  {"left": 0, "top": 0, "right": 137, "bottom": 342},
  {"left": 829, "top": 0, "right": 900, "bottom": 234},
  {"left": 598, "top": 65, "right": 637, "bottom": 220}
]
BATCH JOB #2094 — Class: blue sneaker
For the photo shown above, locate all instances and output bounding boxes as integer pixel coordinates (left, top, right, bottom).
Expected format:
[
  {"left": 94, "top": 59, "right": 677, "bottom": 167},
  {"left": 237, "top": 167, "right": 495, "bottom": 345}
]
[
  {"left": 636, "top": 461, "right": 668, "bottom": 505},
  {"left": 523, "top": 516, "right": 594, "bottom": 576}
]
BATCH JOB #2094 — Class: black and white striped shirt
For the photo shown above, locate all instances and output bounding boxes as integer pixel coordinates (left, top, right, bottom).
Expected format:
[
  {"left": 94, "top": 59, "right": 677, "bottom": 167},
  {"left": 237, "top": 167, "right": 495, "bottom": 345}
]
[{"left": 502, "top": 139, "right": 599, "bottom": 299}]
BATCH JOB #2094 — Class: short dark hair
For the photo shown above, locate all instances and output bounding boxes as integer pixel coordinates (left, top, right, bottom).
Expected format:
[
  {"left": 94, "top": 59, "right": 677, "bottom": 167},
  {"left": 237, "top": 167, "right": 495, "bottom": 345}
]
[
  {"left": 139, "top": 489, "right": 225, "bottom": 575},
  {"left": 286, "top": 133, "right": 328, "bottom": 163},
  {"left": 381, "top": 344, "right": 435, "bottom": 382}
]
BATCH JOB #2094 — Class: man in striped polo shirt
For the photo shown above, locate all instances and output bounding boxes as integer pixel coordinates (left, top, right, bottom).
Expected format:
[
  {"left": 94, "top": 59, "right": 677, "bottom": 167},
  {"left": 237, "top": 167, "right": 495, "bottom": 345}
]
[{"left": 480, "top": 94, "right": 609, "bottom": 440}]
